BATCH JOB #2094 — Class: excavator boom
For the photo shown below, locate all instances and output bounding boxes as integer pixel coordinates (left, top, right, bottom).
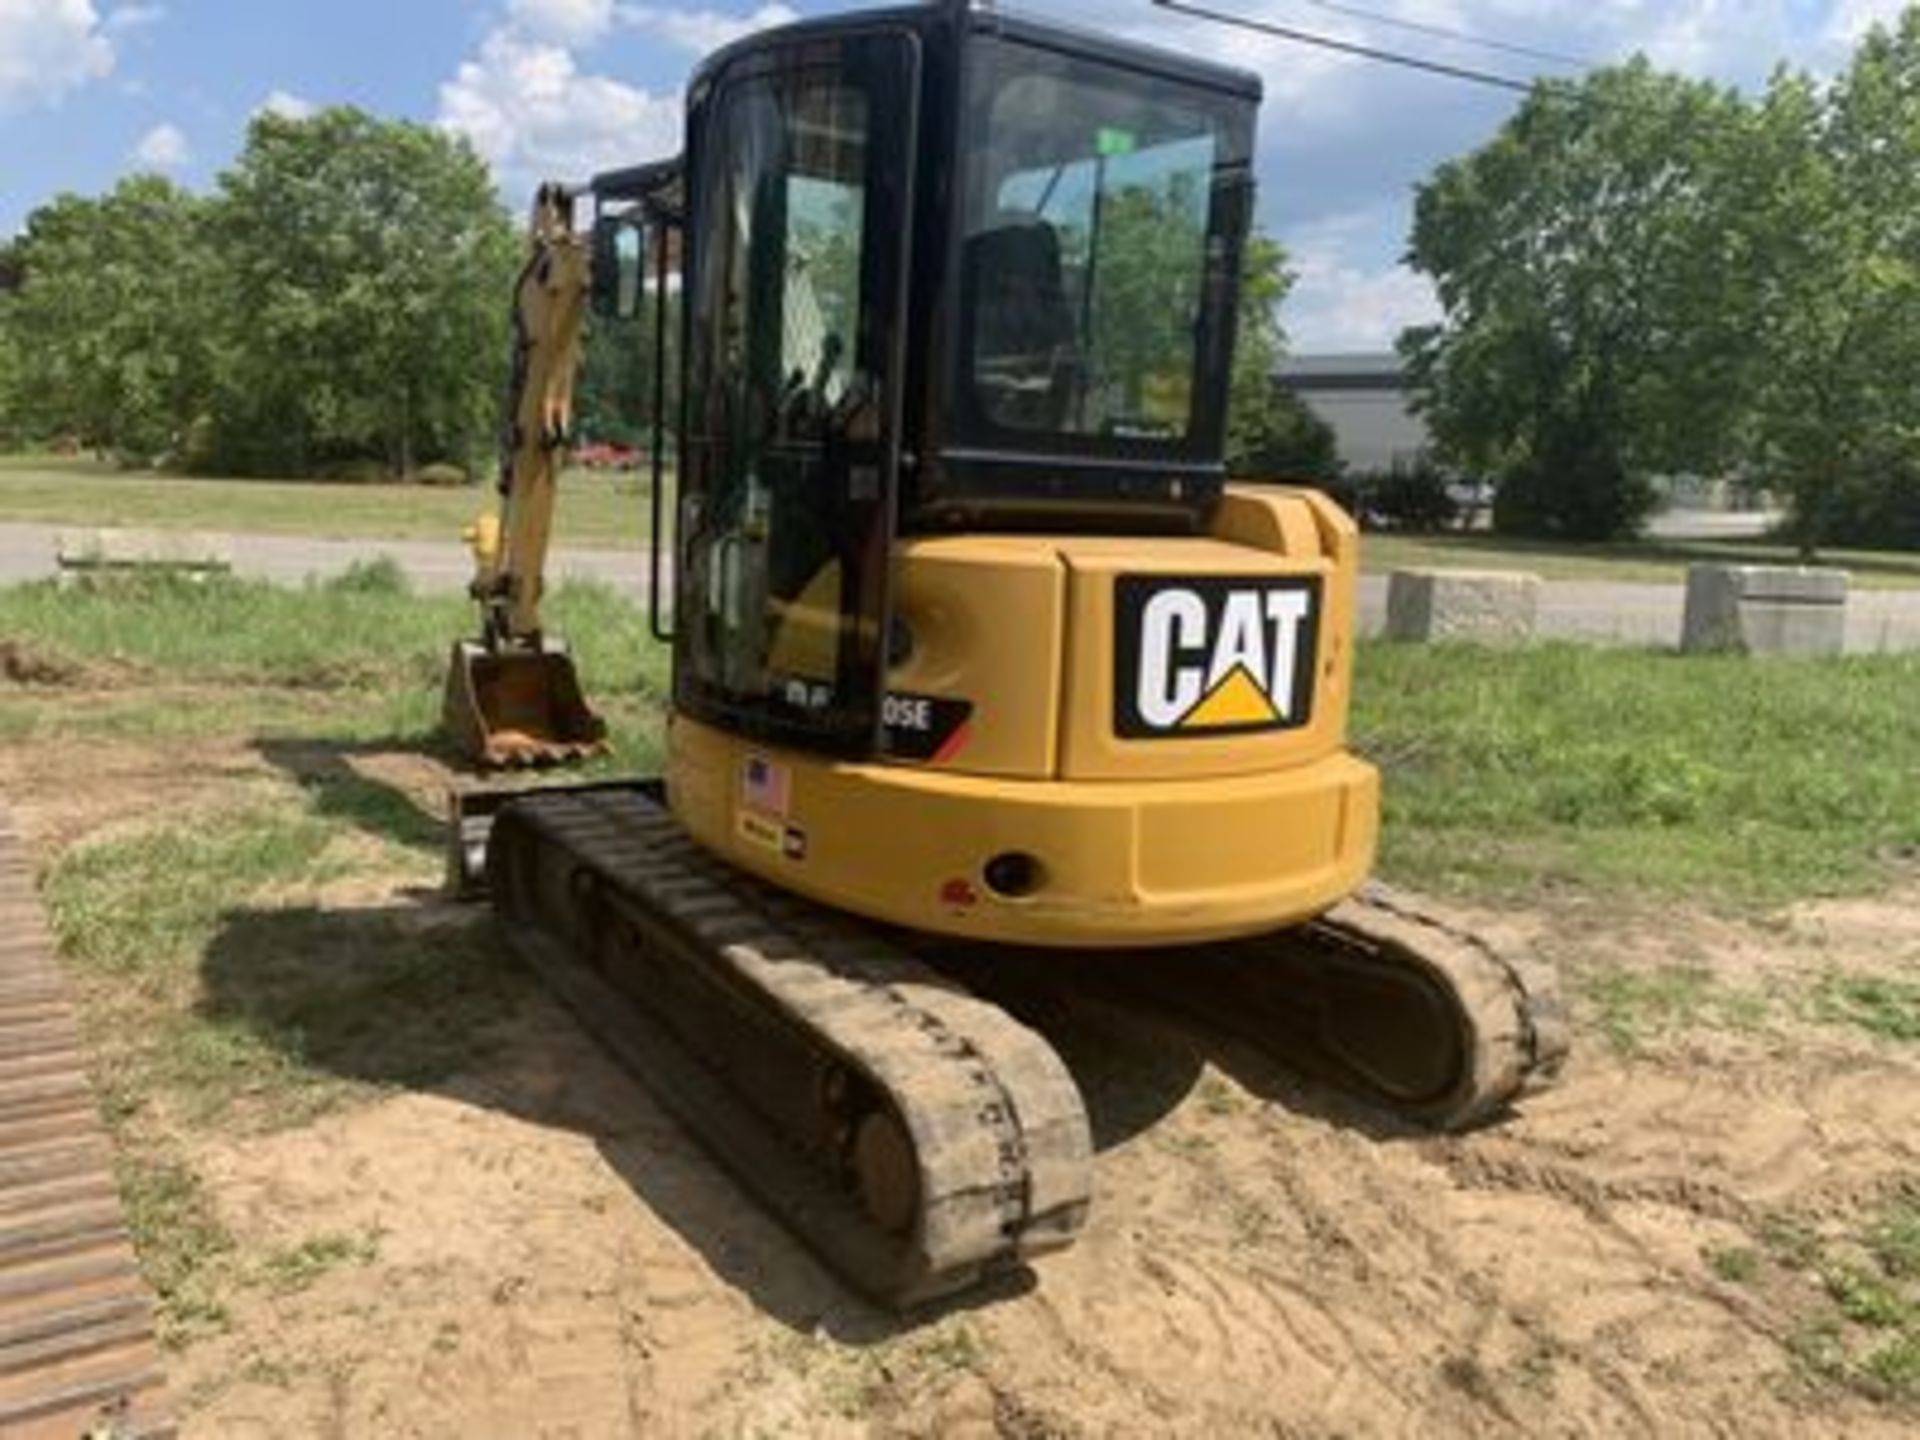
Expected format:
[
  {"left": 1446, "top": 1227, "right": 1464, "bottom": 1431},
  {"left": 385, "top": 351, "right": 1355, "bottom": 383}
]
[{"left": 443, "top": 183, "right": 608, "bottom": 768}]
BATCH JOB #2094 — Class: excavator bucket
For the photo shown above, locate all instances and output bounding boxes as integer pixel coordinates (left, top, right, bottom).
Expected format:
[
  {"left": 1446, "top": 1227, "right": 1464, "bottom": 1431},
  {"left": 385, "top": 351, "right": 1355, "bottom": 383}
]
[{"left": 442, "top": 638, "right": 608, "bottom": 769}]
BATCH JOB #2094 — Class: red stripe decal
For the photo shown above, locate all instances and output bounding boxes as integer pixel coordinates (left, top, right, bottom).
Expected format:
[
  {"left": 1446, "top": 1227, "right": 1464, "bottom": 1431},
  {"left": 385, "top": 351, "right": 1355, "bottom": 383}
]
[{"left": 931, "top": 721, "right": 972, "bottom": 765}]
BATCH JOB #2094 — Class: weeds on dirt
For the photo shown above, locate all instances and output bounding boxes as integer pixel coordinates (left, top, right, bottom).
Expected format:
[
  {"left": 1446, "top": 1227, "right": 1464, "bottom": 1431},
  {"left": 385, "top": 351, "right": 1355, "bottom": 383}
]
[
  {"left": 255, "top": 1231, "right": 382, "bottom": 1295},
  {"left": 48, "top": 802, "right": 528, "bottom": 1128},
  {"left": 1582, "top": 966, "right": 1769, "bottom": 1054},
  {"left": 117, "top": 1148, "right": 235, "bottom": 1346},
  {"left": 1704, "top": 1245, "right": 1761, "bottom": 1284},
  {"left": 1195, "top": 1073, "right": 1246, "bottom": 1117},
  {"left": 795, "top": 1324, "right": 991, "bottom": 1420},
  {"left": 1740, "top": 1186, "right": 1920, "bottom": 1405},
  {"left": 1356, "top": 643, "right": 1920, "bottom": 905}
]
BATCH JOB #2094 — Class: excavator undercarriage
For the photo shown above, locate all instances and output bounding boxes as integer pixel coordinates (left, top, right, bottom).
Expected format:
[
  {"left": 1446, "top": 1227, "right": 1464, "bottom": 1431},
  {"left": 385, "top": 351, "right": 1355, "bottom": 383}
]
[
  {"left": 460, "top": 782, "right": 1566, "bottom": 1305},
  {"left": 483, "top": 784, "right": 1094, "bottom": 1306}
]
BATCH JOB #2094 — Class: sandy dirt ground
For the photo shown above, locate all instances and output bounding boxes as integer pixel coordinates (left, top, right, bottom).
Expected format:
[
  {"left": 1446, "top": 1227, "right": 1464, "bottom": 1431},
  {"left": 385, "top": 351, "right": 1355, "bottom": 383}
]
[{"left": 3, "top": 729, "right": 1917, "bottom": 1438}]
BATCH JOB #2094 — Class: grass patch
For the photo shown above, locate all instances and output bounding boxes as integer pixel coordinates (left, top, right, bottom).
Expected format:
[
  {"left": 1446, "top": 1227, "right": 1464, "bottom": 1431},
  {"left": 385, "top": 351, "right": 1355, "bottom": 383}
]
[
  {"left": 778, "top": 1323, "right": 991, "bottom": 1420},
  {"left": 1816, "top": 976, "right": 1920, "bottom": 1043},
  {"left": 46, "top": 808, "right": 341, "bottom": 979},
  {"left": 1584, "top": 967, "right": 1770, "bottom": 1053},
  {"left": 190, "top": 904, "right": 529, "bottom": 1123},
  {"left": 0, "top": 571, "right": 668, "bottom": 698},
  {"left": 1355, "top": 642, "right": 1920, "bottom": 904},
  {"left": 0, "top": 453, "right": 649, "bottom": 547},
  {"left": 43, "top": 797, "right": 534, "bottom": 1342},
  {"left": 1871, "top": 1190, "right": 1920, "bottom": 1279},
  {"left": 47, "top": 803, "right": 531, "bottom": 1129}
]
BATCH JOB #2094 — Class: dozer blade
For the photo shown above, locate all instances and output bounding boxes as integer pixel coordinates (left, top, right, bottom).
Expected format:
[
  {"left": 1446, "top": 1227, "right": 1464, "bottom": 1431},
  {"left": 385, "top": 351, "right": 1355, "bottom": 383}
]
[
  {"left": 482, "top": 783, "right": 1093, "bottom": 1308},
  {"left": 442, "top": 638, "right": 609, "bottom": 769}
]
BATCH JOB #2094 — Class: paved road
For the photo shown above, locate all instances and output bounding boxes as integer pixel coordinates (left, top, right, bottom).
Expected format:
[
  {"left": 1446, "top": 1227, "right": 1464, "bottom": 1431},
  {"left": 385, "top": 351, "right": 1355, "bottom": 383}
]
[
  {"left": 0, "top": 521, "right": 644, "bottom": 596},
  {"left": 6, "top": 520, "right": 1919, "bottom": 653}
]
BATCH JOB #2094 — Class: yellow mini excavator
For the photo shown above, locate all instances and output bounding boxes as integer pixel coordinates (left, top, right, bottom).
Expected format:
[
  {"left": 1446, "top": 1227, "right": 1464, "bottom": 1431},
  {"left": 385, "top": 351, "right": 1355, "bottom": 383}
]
[{"left": 447, "top": 0, "right": 1567, "bottom": 1308}]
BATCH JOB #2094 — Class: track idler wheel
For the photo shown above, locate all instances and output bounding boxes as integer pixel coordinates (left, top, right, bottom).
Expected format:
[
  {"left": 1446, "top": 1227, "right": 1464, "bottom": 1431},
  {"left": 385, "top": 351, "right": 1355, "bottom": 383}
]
[{"left": 852, "top": 1108, "right": 921, "bottom": 1237}]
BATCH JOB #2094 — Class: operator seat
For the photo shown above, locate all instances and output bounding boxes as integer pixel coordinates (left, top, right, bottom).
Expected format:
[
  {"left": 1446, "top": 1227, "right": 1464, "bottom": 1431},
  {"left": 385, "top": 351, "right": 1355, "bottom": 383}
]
[{"left": 962, "top": 218, "right": 1081, "bottom": 431}]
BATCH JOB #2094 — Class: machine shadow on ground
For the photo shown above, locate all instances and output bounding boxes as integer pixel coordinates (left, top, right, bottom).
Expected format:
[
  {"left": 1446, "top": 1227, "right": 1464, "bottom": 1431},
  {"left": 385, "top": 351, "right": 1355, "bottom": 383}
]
[
  {"left": 200, "top": 746, "right": 1425, "bottom": 1335},
  {"left": 255, "top": 735, "right": 451, "bottom": 866}
]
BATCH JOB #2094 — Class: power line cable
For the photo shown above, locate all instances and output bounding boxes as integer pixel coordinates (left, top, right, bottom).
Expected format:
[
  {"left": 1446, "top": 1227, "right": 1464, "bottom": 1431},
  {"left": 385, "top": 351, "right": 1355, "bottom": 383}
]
[
  {"left": 1282, "top": 0, "right": 1593, "bottom": 72},
  {"left": 1151, "top": 0, "right": 1540, "bottom": 96}
]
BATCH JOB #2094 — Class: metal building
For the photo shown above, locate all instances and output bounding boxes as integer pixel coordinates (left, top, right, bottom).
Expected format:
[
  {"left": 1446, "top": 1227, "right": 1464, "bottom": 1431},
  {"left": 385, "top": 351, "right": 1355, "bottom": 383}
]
[{"left": 1278, "top": 352, "right": 1429, "bottom": 474}]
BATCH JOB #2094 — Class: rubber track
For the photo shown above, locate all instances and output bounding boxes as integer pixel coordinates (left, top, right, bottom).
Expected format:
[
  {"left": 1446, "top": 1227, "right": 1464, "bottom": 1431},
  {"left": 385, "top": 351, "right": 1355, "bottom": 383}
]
[
  {"left": 1313, "top": 882, "right": 1569, "bottom": 1127},
  {"left": 0, "top": 808, "right": 171, "bottom": 1440},
  {"left": 1070, "top": 881, "right": 1568, "bottom": 1130},
  {"left": 486, "top": 787, "right": 1091, "bottom": 1308}
]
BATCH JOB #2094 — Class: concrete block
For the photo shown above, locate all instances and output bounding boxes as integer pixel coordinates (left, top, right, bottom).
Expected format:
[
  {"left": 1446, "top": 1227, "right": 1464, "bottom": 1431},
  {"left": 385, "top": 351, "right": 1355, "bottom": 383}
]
[
  {"left": 1385, "top": 568, "right": 1541, "bottom": 645},
  {"left": 1681, "top": 563, "right": 1847, "bottom": 657},
  {"left": 55, "top": 529, "right": 232, "bottom": 585}
]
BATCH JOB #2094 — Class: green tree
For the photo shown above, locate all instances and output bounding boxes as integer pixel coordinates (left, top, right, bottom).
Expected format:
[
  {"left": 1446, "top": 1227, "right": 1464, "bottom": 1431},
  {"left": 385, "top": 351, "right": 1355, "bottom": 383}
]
[
  {"left": 1226, "top": 231, "right": 1339, "bottom": 480},
  {"left": 5, "top": 176, "right": 216, "bottom": 460},
  {"left": 1403, "top": 60, "right": 1753, "bottom": 539},
  {"left": 575, "top": 293, "right": 680, "bottom": 453},
  {"left": 0, "top": 243, "right": 20, "bottom": 447},
  {"left": 209, "top": 107, "right": 517, "bottom": 476},
  {"left": 1735, "top": 16, "right": 1920, "bottom": 554},
  {"left": 0, "top": 305, "right": 19, "bottom": 449}
]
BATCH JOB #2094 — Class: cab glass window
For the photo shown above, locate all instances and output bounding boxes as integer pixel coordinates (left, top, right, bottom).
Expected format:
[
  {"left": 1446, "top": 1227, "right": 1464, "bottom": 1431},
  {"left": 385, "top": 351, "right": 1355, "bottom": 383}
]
[{"left": 959, "top": 38, "right": 1249, "bottom": 444}]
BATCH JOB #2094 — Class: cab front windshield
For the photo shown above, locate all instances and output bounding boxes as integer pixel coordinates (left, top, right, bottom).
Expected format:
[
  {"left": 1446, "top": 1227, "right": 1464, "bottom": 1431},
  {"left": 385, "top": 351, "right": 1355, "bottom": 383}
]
[{"left": 959, "top": 38, "right": 1252, "bottom": 444}]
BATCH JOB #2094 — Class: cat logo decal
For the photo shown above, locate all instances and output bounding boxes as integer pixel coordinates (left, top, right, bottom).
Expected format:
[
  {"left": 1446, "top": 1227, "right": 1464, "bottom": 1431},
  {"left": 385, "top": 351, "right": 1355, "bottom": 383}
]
[{"left": 1114, "top": 576, "right": 1319, "bottom": 738}]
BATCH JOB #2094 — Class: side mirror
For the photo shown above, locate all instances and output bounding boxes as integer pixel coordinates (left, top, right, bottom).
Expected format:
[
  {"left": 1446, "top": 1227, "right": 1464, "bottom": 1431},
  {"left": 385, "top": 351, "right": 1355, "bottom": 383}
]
[{"left": 590, "top": 211, "right": 647, "bottom": 321}]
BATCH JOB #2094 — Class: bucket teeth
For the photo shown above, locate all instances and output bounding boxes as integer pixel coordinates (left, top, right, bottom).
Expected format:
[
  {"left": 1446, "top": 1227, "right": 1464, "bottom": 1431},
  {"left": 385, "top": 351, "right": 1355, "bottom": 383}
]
[{"left": 442, "top": 638, "right": 608, "bottom": 771}]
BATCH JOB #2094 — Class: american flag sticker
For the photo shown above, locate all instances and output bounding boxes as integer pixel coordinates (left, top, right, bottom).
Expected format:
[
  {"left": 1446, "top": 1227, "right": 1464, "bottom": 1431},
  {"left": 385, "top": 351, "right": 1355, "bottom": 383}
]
[{"left": 741, "top": 755, "right": 791, "bottom": 818}]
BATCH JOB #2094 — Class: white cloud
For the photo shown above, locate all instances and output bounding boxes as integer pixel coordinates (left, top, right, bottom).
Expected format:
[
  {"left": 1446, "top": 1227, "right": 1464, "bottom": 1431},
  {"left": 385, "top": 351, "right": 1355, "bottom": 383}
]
[
  {"left": 130, "top": 119, "right": 187, "bottom": 169},
  {"left": 256, "top": 88, "right": 315, "bottom": 120},
  {"left": 1823, "top": 0, "right": 1909, "bottom": 46},
  {"left": 425, "top": 0, "right": 1897, "bottom": 347},
  {"left": 1283, "top": 207, "right": 1441, "bottom": 352},
  {"left": 0, "top": 0, "right": 114, "bottom": 114},
  {"left": 1285, "top": 259, "right": 1439, "bottom": 352},
  {"left": 103, "top": 1, "right": 162, "bottom": 31},
  {"left": 508, "top": 0, "right": 614, "bottom": 46},
  {"left": 437, "top": 27, "right": 679, "bottom": 200},
  {"left": 617, "top": 3, "right": 796, "bottom": 56}
]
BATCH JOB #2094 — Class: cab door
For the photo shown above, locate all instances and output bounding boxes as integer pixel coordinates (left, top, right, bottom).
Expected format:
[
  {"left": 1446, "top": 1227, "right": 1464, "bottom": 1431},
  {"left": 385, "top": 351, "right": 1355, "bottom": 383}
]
[{"left": 675, "top": 30, "right": 919, "bottom": 756}]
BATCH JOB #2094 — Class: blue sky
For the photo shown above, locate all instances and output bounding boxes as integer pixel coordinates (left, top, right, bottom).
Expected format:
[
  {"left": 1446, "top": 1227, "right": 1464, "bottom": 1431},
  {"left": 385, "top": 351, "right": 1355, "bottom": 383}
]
[{"left": 0, "top": 0, "right": 1906, "bottom": 349}]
